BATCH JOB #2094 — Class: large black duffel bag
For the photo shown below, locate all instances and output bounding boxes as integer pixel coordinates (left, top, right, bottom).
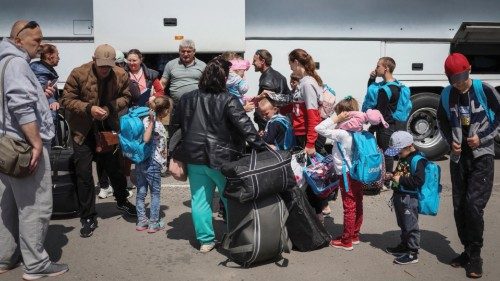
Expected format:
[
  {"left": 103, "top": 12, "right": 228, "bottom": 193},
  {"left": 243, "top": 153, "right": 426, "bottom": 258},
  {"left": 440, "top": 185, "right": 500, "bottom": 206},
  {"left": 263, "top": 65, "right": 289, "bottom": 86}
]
[
  {"left": 222, "top": 195, "right": 291, "bottom": 267},
  {"left": 281, "top": 187, "right": 331, "bottom": 251},
  {"left": 221, "top": 147, "right": 295, "bottom": 203},
  {"left": 50, "top": 147, "right": 79, "bottom": 217}
]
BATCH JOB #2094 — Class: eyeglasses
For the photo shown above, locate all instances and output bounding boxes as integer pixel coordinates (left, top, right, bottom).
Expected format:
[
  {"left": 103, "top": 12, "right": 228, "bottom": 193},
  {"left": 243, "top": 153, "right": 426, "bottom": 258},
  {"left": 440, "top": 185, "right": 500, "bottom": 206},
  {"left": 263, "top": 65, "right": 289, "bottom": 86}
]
[{"left": 16, "top": 21, "right": 39, "bottom": 37}]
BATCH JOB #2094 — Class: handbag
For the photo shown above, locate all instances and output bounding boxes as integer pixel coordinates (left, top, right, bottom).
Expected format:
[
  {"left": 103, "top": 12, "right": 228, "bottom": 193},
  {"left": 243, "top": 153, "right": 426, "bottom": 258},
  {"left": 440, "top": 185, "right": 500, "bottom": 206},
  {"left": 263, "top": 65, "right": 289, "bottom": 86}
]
[
  {"left": 95, "top": 130, "right": 119, "bottom": 153},
  {"left": 0, "top": 56, "right": 32, "bottom": 178},
  {"left": 169, "top": 158, "right": 187, "bottom": 181}
]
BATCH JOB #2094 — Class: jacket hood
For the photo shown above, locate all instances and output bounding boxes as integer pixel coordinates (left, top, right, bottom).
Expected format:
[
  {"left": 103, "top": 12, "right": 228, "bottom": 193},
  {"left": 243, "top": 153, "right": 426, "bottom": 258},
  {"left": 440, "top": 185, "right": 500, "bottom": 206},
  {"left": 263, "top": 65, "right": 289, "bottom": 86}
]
[
  {"left": 30, "top": 60, "right": 58, "bottom": 79},
  {"left": 0, "top": 38, "right": 30, "bottom": 62}
]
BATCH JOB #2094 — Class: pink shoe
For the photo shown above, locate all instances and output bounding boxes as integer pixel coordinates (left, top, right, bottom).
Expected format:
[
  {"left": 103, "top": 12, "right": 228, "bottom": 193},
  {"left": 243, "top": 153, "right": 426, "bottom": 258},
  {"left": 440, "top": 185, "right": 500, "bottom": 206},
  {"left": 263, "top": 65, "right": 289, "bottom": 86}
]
[{"left": 330, "top": 237, "right": 353, "bottom": 251}]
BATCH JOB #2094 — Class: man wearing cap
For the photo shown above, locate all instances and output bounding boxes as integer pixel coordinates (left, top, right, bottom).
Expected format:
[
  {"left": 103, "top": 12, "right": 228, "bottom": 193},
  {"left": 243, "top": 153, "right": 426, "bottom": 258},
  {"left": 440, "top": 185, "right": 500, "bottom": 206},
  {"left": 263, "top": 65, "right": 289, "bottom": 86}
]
[
  {"left": 437, "top": 52, "right": 500, "bottom": 278},
  {"left": 0, "top": 20, "right": 68, "bottom": 280},
  {"left": 61, "top": 44, "right": 137, "bottom": 238}
]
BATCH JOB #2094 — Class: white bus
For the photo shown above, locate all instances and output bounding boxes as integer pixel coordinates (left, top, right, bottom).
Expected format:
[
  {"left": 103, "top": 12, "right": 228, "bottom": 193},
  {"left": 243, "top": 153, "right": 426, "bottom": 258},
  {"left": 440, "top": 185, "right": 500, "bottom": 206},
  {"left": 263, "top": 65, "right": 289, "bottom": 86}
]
[{"left": 2, "top": 0, "right": 500, "bottom": 158}]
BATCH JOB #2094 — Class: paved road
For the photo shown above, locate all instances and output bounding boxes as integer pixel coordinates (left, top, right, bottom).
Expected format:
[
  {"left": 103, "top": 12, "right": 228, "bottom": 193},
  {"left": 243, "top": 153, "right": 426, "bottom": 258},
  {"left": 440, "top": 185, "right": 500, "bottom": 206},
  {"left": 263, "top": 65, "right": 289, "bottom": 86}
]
[{"left": 3, "top": 158, "right": 500, "bottom": 281}]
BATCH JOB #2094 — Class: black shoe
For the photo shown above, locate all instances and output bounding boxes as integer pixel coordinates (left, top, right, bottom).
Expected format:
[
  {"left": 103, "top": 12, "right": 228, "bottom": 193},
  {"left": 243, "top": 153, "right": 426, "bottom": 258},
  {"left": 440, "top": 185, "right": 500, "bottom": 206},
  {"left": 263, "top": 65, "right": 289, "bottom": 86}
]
[
  {"left": 451, "top": 252, "right": 470, "bottom": 268},
  {"left": 117, "top": 200, "right": 137, "bottom": 216},
  {"left": 386, "top": 244, "right": 408, "bottom": 256},
  {"left": 80, "top": 218, "right": 98, "bottom": 238},
  {"left": 466, "top": 257, "right": 483, "bottom": 279},
  {"left": 22, "top": 262, "right": 69, "bottom": 280},
  {"left": 394, "top": 252, "right": 418, "bottom": 265}
]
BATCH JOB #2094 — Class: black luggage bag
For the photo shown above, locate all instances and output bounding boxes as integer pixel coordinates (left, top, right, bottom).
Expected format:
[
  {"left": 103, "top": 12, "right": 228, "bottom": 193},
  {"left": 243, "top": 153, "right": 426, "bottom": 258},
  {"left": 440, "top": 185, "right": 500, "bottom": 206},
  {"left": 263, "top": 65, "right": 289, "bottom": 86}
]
[
  {"left": 221, "top": 147, "right": 296, "bottom": 203},
  {"left": 281, "top": 187, "right": 331, "bottom": 252},
  {"left": 50, "top": 147, "right": 79, "bottom": 216},
  {"left": 222, "top": 195, "right": 291, "bottom": 267}
]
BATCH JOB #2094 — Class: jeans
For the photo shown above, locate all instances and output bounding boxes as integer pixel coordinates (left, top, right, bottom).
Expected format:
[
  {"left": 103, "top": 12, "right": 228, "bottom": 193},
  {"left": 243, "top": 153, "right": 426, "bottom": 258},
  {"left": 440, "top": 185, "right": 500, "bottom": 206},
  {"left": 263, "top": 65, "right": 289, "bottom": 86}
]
[
  {"left": 134, "top": 158, "right": 162, "bottom": 224},
  {"left": 450, "top": 153, "right": 494, "bottom": 258},
  {"left": 187, "top": 164, "right": 227, "bottom": 244}
]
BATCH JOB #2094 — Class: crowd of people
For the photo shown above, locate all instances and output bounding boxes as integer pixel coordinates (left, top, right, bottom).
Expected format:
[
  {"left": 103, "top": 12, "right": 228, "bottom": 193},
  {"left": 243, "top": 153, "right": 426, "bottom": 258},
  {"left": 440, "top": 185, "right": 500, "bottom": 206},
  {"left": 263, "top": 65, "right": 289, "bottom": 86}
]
[{"left": 0, "top": 19, "right": 499, "bottom": 280}]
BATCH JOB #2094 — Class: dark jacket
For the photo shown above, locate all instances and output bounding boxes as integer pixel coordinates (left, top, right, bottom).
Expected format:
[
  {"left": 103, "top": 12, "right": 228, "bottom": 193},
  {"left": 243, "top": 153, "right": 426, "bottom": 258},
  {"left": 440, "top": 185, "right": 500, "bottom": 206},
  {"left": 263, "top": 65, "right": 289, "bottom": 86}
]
[
  {"left": 61, "top": 62, "right": 131, "bottom": 145},
  {"left": 395, "top": 151, "right": 426, "bottom": 194},
  {"left": 255, "top": 67, "right": 291, "bottom": 130},
  {"left": 30, "top": 60, "right": 59, "bottom": 104},
  {"left": 172, "top": 90, "right": 266, "bottom": 170}
]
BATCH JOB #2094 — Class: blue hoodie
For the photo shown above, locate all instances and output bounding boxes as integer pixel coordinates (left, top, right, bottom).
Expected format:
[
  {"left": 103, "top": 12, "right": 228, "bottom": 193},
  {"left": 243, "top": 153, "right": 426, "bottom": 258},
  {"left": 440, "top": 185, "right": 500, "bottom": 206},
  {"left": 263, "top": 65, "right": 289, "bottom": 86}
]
[{"left": 0, "top": 38, "right": 55, "bottom": 142}]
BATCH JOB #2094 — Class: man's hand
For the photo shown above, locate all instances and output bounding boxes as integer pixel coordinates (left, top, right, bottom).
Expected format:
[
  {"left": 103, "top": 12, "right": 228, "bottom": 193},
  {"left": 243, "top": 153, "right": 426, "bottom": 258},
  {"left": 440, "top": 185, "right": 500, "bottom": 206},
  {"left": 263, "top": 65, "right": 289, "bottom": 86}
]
[
  {"left": 467, "top": 135, "right": 480, "bottom": 149},
  {"left": 44, "top": 85, "right": 55, "bottom": 98},
  {"left": 305, "top": 146, "right": 316, "bottom": 156},
  {"left": 29, "top": 145, "right": 42, "bottom": 174},
  {"left": 91, "top": 106, "right": 108, "bottom": 121},
  {"left": 451, "top": 141, "right": 462, "bottom": 155},
  {"left": 49, "top": 102, "right": 60, "bottom": 111},
  {"left": 370, "top": 70, "right": 376, "bottom": 79}
]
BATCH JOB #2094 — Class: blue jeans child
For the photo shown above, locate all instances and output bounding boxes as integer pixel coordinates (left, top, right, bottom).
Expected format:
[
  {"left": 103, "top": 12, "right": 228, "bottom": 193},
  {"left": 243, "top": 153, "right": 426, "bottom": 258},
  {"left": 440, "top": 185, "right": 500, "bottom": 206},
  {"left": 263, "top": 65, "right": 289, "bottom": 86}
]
[{"left": 134, "top": 157, "right": 163, "bottom": 232}]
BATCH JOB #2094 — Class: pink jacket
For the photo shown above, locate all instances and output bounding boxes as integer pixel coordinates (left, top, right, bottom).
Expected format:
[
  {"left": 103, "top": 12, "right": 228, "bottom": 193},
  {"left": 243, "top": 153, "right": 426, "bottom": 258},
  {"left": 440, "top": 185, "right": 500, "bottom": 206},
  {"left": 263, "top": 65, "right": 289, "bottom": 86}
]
[{"left": 336, "top": 109, "right": 389, "bottom": 131}]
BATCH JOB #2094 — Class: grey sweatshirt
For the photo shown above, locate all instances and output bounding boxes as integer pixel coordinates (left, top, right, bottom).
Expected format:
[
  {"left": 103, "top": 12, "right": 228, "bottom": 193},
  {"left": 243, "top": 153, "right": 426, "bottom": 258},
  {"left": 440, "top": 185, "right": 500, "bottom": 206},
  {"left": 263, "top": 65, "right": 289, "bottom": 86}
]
[{"left": 0, "top": 38, "right": 54, "bottom": 142}]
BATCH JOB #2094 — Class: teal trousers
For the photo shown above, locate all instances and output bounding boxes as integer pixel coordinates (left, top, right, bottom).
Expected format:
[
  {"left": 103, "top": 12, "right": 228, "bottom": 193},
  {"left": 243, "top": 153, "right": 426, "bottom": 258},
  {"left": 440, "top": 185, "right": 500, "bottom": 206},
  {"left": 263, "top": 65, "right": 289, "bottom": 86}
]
[{"left": 187, "top": 164, "right": 227, "bottom": 244}]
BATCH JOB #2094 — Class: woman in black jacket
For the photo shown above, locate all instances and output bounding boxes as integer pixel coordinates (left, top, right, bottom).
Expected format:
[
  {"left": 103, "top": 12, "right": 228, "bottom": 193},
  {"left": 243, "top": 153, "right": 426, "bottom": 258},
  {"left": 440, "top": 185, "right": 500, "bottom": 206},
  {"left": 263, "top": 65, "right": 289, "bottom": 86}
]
[{"left": 172, "top": 58, "right": 266, "bottom": 253}]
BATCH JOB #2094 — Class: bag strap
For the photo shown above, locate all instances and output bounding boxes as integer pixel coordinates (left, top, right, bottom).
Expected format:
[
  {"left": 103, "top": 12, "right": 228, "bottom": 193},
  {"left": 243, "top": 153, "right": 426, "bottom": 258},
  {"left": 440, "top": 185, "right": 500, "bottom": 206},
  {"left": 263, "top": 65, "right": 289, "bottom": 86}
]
[
  {"left": 440, "top": 86, "right": 452, "bottom": 120},
  {"left": 0, "top": 56, "right": 16, "bottom": 136},
  {"left": 221, "top": 210, "right": 255, "bottom": 252},
  {"left": 336, "top": 141, "right": 350, "bottom": 192},
  {"left": 409, "top": 153, "right": 424, "bottom": 175},
  {"left": 472, "top": 79, "right": 495, "bottom": 125}
]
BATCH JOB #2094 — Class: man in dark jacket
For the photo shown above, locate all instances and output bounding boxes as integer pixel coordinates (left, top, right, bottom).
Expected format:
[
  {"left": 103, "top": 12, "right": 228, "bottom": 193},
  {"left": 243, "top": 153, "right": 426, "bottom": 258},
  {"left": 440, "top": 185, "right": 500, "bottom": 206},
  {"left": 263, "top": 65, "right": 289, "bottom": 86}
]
[
  {"left": 252, "top": 49, "right": 291, "bottom": 131},
  {"left": 60, "top": 44, "right": 137, "bottom": 238},
  {"left": 437, "top": 53, "right": 500, "bottom": 279}
]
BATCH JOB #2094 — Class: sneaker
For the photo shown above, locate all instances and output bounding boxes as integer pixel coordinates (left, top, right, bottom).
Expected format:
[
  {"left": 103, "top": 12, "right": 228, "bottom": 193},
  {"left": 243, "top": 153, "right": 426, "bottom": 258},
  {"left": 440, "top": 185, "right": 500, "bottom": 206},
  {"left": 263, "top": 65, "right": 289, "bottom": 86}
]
[
  {"left": 147, "top": 220, "right": 165, "bottom": 234},
  {"left": 127, "top": 190, "right": 134, "bottom": 199},
  {"left": 386, "top": 244, "right": 408, "bottom": 256},
  {"left": 80, "top": 218, "right": 98, "bottom": 238},
  {"left": 117, "top": 200, "right": 137, "bottom": 216},
  {"left": 466, "top": 257, "right": 483, "bottom": 279},
  {"left": 450, "top": 252, "right": 469, "bottom": 268},
  {"left": 199, "top": 243, "right": 215, "bottom": 253},
  {"left": 330, "top": 237, "right": 353, "bottom": 251},
  {"left": 394, "top": 252, "right": 419, "bottom": 265},
  {"left": 22, "top": 262, "right": 68, "bottom": 280},
  {"left": 351, "top": 235, "right": 360, "bottom": 245},
  {"left": 98, "top": 186, "right": 113, "bottom": 199},
  {"left": 136, "top": 219, "right": 149, "bottom": 231}
]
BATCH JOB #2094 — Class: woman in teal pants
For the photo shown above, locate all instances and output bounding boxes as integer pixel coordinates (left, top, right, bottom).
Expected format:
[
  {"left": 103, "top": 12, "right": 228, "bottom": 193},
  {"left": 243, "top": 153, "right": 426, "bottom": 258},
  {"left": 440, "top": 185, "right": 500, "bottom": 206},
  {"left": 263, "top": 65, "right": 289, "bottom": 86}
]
[{"left": 171, "top": 58, "right": 266, "bottom": 253}]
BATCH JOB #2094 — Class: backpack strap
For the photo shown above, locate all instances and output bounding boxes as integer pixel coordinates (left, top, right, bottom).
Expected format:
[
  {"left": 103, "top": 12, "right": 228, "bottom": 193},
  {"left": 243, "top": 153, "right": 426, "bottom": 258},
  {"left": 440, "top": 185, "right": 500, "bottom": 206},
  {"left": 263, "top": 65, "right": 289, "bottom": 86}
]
[
  {"left": 472, "top": 79, "right": 495, "bottom": 124},
  {"left": 381, "top": 80, "right": 400, "bottom": 101},
  {"left": 409, "top": 153, "right": 425, "bottom": 175},
  {"left": 440, "top": 86, "right": 452, "bottom": 120},
  {"left": 336, "top": 141, "right": 350, "bottom": 192},
  {"left": 271, "top": 115, "right": 293, "bottom": 150}
]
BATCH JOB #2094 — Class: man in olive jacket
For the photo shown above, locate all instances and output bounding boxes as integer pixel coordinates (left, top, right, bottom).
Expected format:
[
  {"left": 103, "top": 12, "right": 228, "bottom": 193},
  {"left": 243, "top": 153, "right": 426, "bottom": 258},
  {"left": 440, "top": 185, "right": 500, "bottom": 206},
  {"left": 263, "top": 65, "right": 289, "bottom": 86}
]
[{"left": 61, "top": 44, "right": 136, "bottom": 238}]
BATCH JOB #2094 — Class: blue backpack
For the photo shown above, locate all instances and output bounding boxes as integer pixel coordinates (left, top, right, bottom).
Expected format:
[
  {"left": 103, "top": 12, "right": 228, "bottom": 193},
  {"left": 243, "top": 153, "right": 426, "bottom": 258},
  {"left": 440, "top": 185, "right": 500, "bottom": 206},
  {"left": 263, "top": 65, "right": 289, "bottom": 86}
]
[
  {"left": 119, "top": 106, "right": 154, "bottom": 164},
  {"left": 336, "top": 131, "right": 383, "bottom": 192},
  {"left": 268, "top": 114, "right": 294, "bottom": 150},
  {"left": 401, "top": 153, "right": 442, "bottom": 216},
  {"left": 362, "top": 80, "right": 412, "bottom": 122},
  {"left": 440, "top": 79, "right": 495, "bottom": 124}
]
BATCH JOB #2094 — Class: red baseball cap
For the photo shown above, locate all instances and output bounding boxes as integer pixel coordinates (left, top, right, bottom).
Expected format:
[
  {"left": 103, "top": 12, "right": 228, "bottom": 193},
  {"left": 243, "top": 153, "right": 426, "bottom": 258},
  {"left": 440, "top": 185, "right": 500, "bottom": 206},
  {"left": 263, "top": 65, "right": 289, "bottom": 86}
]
[{"left": 444, "top": 53, "right": 471, "bottom": 84}]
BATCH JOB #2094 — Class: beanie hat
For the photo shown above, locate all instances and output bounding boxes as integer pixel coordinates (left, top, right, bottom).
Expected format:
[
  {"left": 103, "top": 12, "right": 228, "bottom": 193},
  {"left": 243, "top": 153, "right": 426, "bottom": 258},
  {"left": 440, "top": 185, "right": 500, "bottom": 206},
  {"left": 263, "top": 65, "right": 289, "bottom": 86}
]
[
  {"left": 230, "top": 59, "right": 251, "bottom": 71},
  {"left": 444, "top": 53, "right": 471, "bottom": 84}
]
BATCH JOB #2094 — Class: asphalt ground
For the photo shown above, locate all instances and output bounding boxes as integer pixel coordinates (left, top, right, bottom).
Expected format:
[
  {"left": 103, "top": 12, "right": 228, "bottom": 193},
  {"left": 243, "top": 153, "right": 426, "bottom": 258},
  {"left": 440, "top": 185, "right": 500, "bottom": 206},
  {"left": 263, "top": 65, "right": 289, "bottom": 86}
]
[{"left": 2, "top": 158, "right": 500, "bottom": 281}]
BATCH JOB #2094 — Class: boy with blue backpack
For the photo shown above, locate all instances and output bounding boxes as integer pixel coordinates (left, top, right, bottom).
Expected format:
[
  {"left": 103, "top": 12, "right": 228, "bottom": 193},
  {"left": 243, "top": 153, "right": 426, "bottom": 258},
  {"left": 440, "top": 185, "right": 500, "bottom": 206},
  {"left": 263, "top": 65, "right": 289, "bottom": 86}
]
[
  {"left": 363, "top": 57, "right": 412, "bottom": 190},
  {"left": 437, "top": 53, "right": 500, "bottom": 279},
  {"left": 258, "top": 98, "right": 294, "bottom": 150},
  {"left": 384, "top": 131, "right": 438, "bottom": 265},
  {"left": 120, "top": 97, "right": 170, "bottom": 233}
]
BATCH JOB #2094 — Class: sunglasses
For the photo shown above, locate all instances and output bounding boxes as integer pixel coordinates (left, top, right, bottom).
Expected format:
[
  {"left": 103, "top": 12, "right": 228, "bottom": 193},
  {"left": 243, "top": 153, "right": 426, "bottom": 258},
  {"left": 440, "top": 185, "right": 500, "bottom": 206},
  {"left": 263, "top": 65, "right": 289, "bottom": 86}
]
[{"left": 16, "top": 21, "right": 39, "bottom": 37}]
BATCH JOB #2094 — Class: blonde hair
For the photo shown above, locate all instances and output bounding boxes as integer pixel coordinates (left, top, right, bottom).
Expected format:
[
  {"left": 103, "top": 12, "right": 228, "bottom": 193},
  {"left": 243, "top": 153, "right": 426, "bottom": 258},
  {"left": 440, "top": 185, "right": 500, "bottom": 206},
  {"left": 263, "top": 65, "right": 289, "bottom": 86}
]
[
  {"left": 150, "top": 96, "right": 171, "bottom": 115},
  {"left": 334, "top": 96, "right": 359, "bottom": 114}
]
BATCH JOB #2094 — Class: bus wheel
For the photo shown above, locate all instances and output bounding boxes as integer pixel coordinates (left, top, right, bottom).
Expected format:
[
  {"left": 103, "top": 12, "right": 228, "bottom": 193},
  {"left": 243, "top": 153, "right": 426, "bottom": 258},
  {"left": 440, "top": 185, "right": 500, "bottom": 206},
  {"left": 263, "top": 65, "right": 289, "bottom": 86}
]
[{"left": 407, "top": 93, "right": 449, "bottom": 159}]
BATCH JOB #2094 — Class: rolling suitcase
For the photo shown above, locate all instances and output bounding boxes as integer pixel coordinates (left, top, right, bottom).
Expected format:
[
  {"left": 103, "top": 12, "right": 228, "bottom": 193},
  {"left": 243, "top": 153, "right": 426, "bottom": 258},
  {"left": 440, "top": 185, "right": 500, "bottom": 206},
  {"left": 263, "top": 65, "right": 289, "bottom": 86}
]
[
  {"left": 222, "top": 195, "right": 291, "bottom": 267},
  {"left": 50, "top": 147, "right": 79, "bottom": 217}
]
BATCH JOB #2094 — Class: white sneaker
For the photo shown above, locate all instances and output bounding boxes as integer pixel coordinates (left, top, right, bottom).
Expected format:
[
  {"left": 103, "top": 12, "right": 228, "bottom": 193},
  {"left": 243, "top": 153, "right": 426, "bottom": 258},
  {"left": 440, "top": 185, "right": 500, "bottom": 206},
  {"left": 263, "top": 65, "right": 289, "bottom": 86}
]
[
  {"left": 98, "top": 186, "right": 114, "bottom": 199},
  {"left": 199, "top": 243, "right": 215, "bottom": 253}
]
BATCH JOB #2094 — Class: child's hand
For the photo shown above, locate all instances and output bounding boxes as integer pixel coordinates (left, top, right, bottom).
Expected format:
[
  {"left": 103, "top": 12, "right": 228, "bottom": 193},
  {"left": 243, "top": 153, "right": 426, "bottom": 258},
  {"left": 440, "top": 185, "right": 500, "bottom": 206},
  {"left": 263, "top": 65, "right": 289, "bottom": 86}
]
[
  {"left": 393, "top": 173, "right": 401, "bottom": 183},
  {"left": 332, "top": 111, "right": 350, "bottom": 123},
  {"left": 384, "top": 172, "right": 394, "bottom": 181}
]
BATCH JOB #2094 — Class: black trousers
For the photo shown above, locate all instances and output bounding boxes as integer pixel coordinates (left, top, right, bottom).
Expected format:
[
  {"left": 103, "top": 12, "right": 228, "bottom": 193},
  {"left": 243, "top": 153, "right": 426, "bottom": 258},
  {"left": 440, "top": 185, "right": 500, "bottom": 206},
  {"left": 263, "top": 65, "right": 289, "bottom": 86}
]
[
  {"left": 450, "top": 153, "right": 494, "bottom": 258},
  {"left": 373, "top": 122, "right": 405, "bottom": 173},
  {"left": 73, "top": 131, "right": 129, "bottom": 220}
]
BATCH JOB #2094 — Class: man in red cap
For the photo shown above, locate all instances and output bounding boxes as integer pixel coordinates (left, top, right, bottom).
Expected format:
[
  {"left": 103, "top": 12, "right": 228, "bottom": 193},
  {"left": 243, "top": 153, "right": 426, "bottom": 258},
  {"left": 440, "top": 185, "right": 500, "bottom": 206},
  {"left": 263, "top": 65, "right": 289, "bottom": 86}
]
[{"left": 437, "top": 52, "right": 500, "bottom": 278}]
